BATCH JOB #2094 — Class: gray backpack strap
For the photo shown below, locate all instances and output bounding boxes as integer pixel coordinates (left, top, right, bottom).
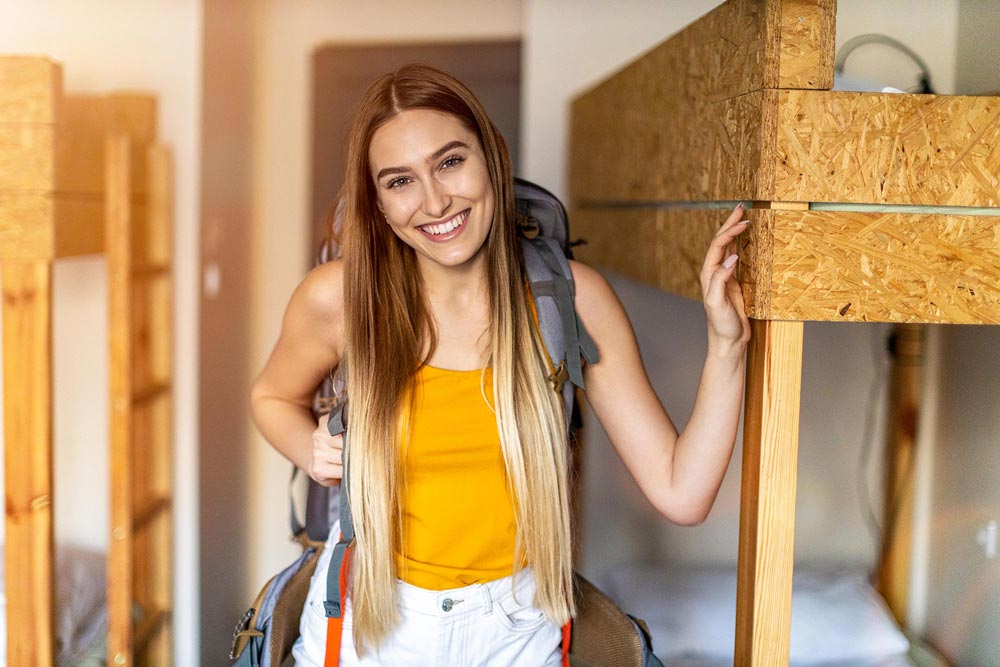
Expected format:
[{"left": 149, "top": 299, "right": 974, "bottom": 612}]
[
  {"left": 520, "top": 236, "right": 600, "bottom": 397},
  {"left": 324, "top": 359, "right": 353, "bottom": 619}
]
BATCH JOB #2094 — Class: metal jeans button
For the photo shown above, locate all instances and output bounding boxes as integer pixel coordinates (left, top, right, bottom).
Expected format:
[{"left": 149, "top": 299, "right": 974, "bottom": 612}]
[{"left": 441, "top": 598, "right": 454, "bottom": 612}]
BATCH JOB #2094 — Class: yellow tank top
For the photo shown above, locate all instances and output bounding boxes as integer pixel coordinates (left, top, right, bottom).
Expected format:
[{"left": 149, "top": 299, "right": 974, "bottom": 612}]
[{"left": 395, "top": 364, "right": 518, "bottom": 589}]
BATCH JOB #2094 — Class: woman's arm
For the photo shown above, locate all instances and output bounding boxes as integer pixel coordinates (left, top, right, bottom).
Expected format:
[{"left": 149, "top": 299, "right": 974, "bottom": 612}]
[
  {"left": 249, "top": 259, "right": 345, "bottom": 483},
  {"left": 571, "top": 204, "right": 751, "bottom": 526}
]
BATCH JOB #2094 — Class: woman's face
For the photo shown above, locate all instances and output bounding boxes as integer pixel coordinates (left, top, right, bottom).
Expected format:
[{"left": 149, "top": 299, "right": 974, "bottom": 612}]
[{"left": 369, "top": 109, "right": 495, "bottom": 271}]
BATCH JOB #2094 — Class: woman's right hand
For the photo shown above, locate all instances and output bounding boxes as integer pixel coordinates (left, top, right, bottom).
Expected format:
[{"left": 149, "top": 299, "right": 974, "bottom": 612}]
[{"left": 309, "top": 412, "right": 344, "bottom": 486}]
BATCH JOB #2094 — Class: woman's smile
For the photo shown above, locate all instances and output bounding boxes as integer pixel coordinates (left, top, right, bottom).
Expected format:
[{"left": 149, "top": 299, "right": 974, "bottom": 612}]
[{"left": 417, "top": 208, "right": 470, "bottom": 242}]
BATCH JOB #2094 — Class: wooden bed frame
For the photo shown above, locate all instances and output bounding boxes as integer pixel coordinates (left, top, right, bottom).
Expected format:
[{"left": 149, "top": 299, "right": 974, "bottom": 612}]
[
  {"left": 0, "top": 56, "right": 174, "bottom": 667},
  {"left": 568, "top": 1, "right": 999, "bottom": 664}
]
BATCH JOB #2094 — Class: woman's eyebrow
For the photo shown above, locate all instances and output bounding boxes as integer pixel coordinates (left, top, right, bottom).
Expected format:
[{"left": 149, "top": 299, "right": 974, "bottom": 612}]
[{"left": 376, "top": 140, "right": 470, "bottom": 181}]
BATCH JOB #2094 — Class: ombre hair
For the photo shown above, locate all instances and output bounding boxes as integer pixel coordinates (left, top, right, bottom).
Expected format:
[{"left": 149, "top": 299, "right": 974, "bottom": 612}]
[{"left": 334, "top": 63, "right": 574, "bottom": 655}]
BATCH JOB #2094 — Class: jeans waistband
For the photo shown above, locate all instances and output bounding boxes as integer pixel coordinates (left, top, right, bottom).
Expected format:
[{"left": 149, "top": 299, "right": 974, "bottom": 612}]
[{"left": 393, "top": 568, "right": 538, "bottom": 619}]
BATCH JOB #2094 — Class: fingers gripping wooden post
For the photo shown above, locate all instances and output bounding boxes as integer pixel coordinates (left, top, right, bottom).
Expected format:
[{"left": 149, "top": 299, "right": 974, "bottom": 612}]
[{"left": 734, "top": 317, "right": 803, "bottom": 667}]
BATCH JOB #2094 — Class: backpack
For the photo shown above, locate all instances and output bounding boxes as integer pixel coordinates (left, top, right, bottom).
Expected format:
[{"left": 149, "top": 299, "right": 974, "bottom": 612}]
[{"left": 228, "top": 177, "right": 663, "bottom": 667}]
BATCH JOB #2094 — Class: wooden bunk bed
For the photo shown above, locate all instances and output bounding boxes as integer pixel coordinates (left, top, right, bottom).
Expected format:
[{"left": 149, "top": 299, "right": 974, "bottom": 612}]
[
  {"left": 0, "top": 56, "right": 174, "bottom": 667},
  {"left": 568, "top": 0, "right": 998, "bottom": 665}
]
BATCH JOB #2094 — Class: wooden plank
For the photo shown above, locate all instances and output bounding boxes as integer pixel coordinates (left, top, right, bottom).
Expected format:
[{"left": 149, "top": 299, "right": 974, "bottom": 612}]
[
  {"left": 877, "top": 323, "right": 924, "bottom": 624},
  {"left": 570, "top": 207, "right": 735, "bottom": 302},
  {"left": 569, "top": 0, "right": 834, "bottom": 205},
  {"left": 0, "top": 124, "right": 55, "bottom": 191},
  {"left": 775, "top": 0, "right": 835, "bottom": 89},
  {"left": 2, "top": 260, "right": 56, "bottom": 667},
  {"left": 106, "top": 133, "right": 135, "bottom": 667},
  {"left": 775, "top": 90, "right": 1000, "bottom": 207},
  {"left": 762, "top": 210, "right": 1000, "bottom": 323},
  {"left": 0, "top": 56, "right": 62, "bottom": 123},
  {"left": 735, "top": 318, "right": 803, "bottom": 667}
]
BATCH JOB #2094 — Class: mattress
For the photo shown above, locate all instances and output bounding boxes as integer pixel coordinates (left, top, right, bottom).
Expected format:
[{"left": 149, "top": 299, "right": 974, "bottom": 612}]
[{"left": 595, "top": 562, "right": 950, "bottom": 667}]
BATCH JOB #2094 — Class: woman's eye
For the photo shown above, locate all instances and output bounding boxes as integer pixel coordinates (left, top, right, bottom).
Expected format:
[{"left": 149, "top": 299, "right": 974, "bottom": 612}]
[
  {"left": 387, "top": 177, "right": 410, "bottom": 189},
  {"left": 441, "top": 155, "right": 465, "bottom": 170}
]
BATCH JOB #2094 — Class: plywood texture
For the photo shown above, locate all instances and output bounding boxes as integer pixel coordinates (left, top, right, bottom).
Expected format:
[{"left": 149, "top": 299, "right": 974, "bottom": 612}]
[
  {"left": 571, "top": 207, "right": 728, "bottom": 301},
  {"left": 0, "top": 56, "right": 61, "bottom": 123},
  {"left": 570, "top": 0, "right": 833, "bottom": 205},
  {"left": 735, "top": 318, "right": 803, "bottom": 667},
  {"left": 775, "top": 90, "right": 1000, "bottom": 207},
  {"left": 748, "top": 210, "right": 1000, "bottom": 323}
]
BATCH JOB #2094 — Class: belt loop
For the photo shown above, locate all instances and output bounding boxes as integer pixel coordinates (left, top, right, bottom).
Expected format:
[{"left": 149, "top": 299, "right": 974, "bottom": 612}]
[{"left": 480, "top": 582, "right": 493, "bottom": 615}]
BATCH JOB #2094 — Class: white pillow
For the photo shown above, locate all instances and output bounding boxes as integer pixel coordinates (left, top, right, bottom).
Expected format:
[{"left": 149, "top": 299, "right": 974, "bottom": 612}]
[{"left": 600, "top": 562, "right": 910, "bottom": 665}]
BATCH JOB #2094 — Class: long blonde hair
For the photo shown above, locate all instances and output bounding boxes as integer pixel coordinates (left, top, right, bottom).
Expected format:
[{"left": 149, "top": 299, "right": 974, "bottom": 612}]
[{"left": 335, "top": 64, "right": 574, "bottom": 654}]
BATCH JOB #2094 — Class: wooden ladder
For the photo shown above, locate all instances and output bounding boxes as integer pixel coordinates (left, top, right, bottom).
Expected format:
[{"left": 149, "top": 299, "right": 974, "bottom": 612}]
[{"left": 106, "top": 133, "right": 175, "bottom": 667}]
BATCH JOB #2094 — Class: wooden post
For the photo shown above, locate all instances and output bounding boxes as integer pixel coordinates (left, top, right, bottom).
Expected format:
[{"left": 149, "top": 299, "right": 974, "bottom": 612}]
[
  {"left": 877, "top": 323, "right": 924, "bottom": 624},
  {"left": 734, "top": 317, "right": 803, "bottom": 666},
  {"left": 2, "top": 261, "right": 57, "bottom": 667},
  {"left": 106, "top": 133, "right": 135, "bottom": 667}
]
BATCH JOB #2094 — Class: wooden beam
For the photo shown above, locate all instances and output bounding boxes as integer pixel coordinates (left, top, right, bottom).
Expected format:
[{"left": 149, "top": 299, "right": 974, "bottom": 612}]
[
  {"left": 2, "top": 260, "right": 56, "bottom": 667},
  {"left": 573, "top": 205, "right": 1000, "bottom": 324},
  {"left": 570, "top": 206, "right": 722, "bottom": 301},
  {"left": 735, "top": 318, "right": 803, "bottom": 666},
  {"left": 877, "top": 324, "right": 924, "bottom": 624},
  {"left": 569, "top": 0, "right": 835, "bottom": 205},
  {"left": 0, "top": 56, "right": 62, "bottom": 123},
  {"left": 106, "top": 133, "right": 135, "bottom": 667},
  {"left": 757, "top": 209, "right": 1000, "bottom": 323},
  {"left": 775, "top": 90, "right": 1000, "bottom": 207}
]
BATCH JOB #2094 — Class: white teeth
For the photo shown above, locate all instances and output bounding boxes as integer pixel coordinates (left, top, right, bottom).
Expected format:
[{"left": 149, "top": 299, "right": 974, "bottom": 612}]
[{"left": 422, "top": 210, "right": 467, "bottom": 236}]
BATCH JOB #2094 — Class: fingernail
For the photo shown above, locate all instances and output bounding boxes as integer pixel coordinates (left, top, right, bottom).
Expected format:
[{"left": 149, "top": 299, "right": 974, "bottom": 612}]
[
  {"left": 741, "top": 200, "right": 752, "bottom": 210},
  {"left": 737, "top": 219, "right": 750, "bottom": 225},
  {"left": 723, "top": 254, "right": 739, "bottom": 268}
]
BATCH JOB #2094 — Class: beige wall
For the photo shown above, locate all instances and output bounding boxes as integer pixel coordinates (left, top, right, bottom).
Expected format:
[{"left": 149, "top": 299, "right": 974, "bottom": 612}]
[
  {"left": 0, "top": 2, "right": 203, "bottom": 664},
  {"left": 249, "top": 0, "right": 523, "bottom": 591}
]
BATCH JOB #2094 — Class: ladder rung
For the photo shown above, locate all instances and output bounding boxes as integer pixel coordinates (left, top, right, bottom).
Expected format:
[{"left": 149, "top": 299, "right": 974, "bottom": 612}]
[
  {"left": 132, "top": 381, "right": 170, "bottom": 406},
  {"left": 132, "top": 263, "right": 171, "bottom": 279},
  {"left": 134, "top": 608, "right": 171, "bottom": 652},
  {"left": 133, "top": 496, "right": 171, "bottom": 531}
]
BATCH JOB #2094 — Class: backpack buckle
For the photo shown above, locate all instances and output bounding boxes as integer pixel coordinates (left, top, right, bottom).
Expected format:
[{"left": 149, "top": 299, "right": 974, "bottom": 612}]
[{"left": 548, "top": 360, "right": 568, "bottom": 393}]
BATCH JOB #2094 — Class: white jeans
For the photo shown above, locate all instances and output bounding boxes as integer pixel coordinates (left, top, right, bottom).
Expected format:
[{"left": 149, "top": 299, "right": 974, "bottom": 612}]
[{"left": 292, "top": 522, "right": 563, "bottom": 667}]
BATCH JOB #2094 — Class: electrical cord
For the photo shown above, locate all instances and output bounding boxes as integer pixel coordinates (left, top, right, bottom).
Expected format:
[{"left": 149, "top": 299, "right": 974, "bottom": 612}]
[{"left": 835, "top": 33, "right": 936, "bottom": 94}]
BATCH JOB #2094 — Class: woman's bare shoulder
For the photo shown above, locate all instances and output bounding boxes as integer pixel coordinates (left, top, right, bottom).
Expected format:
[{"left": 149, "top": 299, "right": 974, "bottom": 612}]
[
  {"left": 568, "top": 259, "right": 619, "bottom": 323},
  {"left": 286, "top": 257, "right": 346, "bottom": 358}
]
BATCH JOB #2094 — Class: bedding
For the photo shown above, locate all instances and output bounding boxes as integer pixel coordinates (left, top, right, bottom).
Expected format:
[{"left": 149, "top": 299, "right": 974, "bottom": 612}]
[
  {"left": 596, "top": 562, "right": 947, "bottom": 667},
  {"left": 0, "top": 544, "right": 108, "bottom": 666}
]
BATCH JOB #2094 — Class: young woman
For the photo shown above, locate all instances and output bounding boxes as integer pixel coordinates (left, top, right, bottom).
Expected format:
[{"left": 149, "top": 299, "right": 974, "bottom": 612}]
[{"left": 250, "top": 64, "right": 751, "bottom": 666}]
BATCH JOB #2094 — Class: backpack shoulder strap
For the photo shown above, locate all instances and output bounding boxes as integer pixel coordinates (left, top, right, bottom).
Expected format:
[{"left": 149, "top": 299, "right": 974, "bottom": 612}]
[{"left": 520, "top": 235, "right": 599, "bottom": 389}]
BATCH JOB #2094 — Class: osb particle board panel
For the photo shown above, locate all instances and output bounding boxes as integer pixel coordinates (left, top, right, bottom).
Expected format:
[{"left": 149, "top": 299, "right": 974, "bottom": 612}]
[
  {"left": 0, "top": 57, "right": 62, "bottom": 123},
  {"left": 570, "top": 207, "right": 730, "bottom": 302},
  {"left": 775, "top": 90, "right": 1000, "bottom": 207},
  {"left": 569, "top": 0, "right": 833, "bottom": 205},
  {"left": 751, "top": 210, "right": 1000, "bottom": 323},
  {"left": 572, "top": 89, "right": 775, "bottom": 204}
]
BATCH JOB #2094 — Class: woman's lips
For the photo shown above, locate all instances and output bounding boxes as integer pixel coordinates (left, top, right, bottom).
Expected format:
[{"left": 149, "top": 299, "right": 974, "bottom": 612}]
[{"left": 418, "top": 209, "right": 470, "bottom": 243}]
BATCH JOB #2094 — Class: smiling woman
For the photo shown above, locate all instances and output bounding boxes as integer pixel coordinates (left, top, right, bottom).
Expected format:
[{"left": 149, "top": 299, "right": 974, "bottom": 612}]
[
  {"left": 248, "top": 62, "right": 750, "bottom": 667},
  {"left": 370, "top": 111, "right": 494, "bottom": 269}
]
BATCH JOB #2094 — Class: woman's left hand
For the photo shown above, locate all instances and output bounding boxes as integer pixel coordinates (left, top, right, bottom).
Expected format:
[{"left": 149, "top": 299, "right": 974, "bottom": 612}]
[{"left": 700, "top": 203, "right": 752, "bottom": 349}]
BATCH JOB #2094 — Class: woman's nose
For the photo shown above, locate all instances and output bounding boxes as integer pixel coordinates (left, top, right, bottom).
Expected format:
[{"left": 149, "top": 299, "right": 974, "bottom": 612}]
[{"left": 421, "top": 179, "right": 451, "bottom": 219}]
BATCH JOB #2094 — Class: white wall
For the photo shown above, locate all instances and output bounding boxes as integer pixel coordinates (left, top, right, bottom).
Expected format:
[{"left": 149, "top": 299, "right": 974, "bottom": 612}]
[
  {"left": 0, "top": 3, "right": 203, "bottom": 664},
  {"left": 520, "top": 0, "right": 961, "bottom": 583},
  {"left": 250, "top": 0, "right": 523, "bottom": 591}
]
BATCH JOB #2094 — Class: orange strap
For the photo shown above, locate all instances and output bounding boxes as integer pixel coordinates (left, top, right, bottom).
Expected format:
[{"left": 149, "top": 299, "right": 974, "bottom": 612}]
[
  {"left": 561, "top": 618, "right": 572, "bottom": 666},
  {"left": 323, "top": 543, "right": 353, "bottom": 667}
]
